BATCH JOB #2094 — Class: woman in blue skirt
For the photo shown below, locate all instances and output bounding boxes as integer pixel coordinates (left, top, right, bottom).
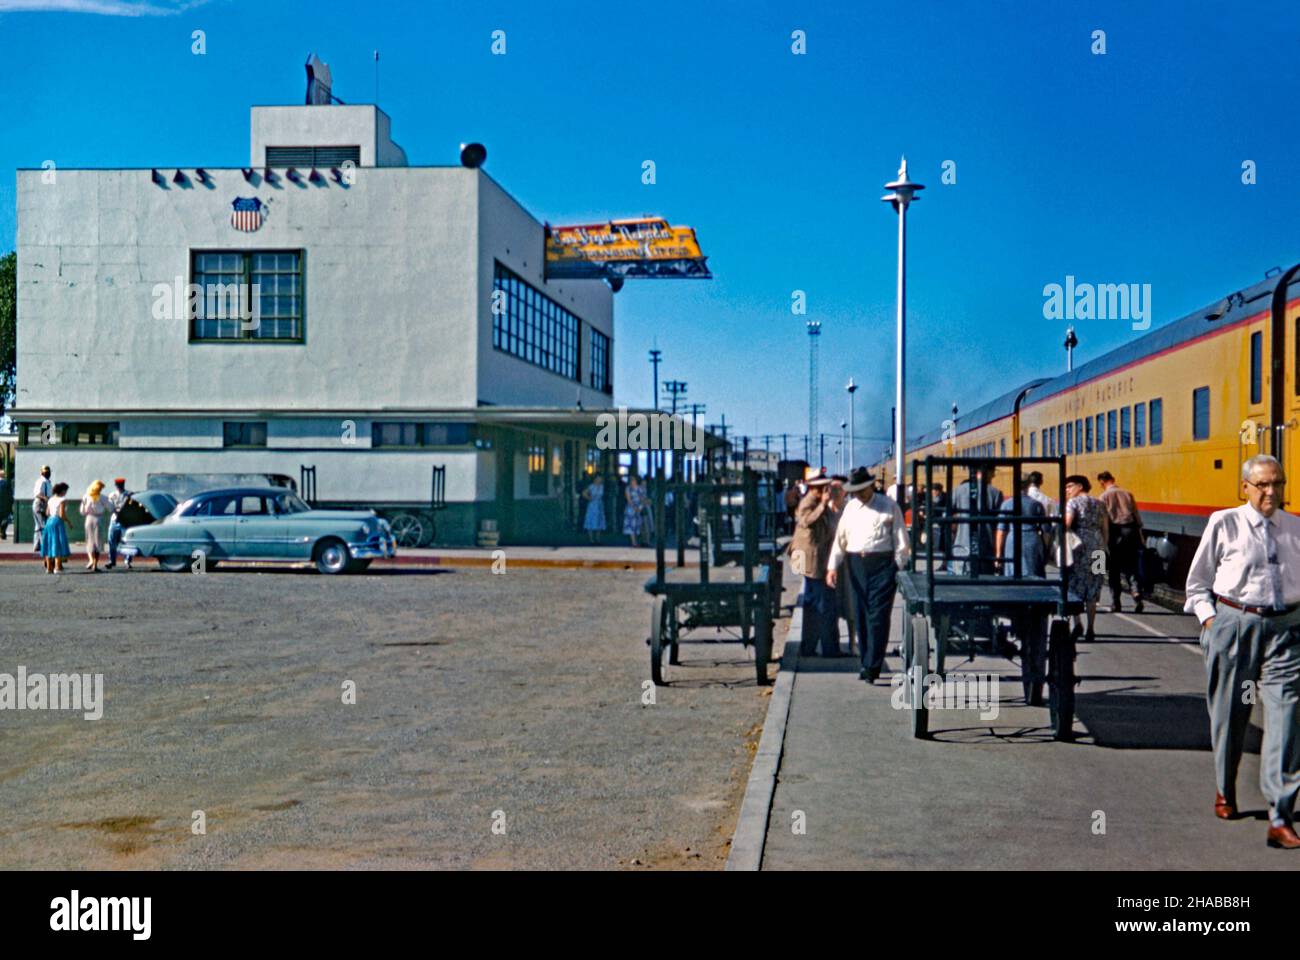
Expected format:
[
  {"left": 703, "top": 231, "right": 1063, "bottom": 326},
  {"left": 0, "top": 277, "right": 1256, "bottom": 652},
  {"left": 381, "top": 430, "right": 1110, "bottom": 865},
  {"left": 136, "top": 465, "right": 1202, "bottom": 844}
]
[
  {"left": 582, "top": 473, "right": 606, "bottom": 543},
  {"left": 42, "top": 481, "right": 71, "bottom": 574}
]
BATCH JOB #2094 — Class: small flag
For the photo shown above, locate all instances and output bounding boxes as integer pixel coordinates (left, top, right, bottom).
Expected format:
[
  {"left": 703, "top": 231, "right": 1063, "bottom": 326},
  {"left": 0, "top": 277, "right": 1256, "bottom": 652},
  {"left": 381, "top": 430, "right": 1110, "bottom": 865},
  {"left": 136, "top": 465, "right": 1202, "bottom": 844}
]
[{"left": 230, "top": 197, "right": 263, "bottom": 232}]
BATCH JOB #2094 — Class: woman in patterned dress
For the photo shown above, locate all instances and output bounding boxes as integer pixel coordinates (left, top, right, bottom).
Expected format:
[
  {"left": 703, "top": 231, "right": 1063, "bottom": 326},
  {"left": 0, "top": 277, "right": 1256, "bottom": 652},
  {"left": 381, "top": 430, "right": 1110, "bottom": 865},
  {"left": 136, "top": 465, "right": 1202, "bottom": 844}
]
[
  {"left": 582, "top": 474, "right": 606, "bottom": 543},
  {"left": 1064, "top": 474, "right": 1110, "bottom": 641},
  {"left": 623, "top": 474, "right": 648, "bottom": 547}
]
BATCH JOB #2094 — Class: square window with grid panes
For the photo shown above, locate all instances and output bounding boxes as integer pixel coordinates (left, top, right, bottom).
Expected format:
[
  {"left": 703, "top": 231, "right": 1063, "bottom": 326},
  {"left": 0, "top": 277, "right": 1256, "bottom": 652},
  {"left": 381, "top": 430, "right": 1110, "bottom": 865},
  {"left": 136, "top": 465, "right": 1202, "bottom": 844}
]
[
  {"left": 192, "top": 251, "right": 303, "bottom": 341},
  {"left": 492, "top": 262, "right": 581, "bottom": 381}
]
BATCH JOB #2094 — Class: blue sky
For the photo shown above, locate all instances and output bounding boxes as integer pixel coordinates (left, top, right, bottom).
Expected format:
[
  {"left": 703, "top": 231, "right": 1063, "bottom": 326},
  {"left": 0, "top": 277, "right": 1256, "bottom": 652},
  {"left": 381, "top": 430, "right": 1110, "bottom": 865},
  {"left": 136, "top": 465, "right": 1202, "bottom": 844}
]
[{"left": 2, "top": 0, "right": 1298, "bottom": 466}]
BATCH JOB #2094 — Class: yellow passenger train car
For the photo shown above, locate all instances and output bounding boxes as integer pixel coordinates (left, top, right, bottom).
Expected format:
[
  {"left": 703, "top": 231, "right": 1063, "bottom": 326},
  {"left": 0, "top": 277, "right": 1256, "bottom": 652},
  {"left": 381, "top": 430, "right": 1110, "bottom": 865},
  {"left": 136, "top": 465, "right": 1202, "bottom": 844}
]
[{"left": 876, "top": 264, "right": 1300, "bottom": 581}]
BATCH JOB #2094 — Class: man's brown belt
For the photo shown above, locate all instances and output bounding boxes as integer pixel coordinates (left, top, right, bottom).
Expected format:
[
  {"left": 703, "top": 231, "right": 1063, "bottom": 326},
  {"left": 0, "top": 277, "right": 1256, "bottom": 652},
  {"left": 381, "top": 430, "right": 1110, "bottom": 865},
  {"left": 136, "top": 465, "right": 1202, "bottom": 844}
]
[{"left": 1215, "top": 594, "right": 1300, "bottom": 617}]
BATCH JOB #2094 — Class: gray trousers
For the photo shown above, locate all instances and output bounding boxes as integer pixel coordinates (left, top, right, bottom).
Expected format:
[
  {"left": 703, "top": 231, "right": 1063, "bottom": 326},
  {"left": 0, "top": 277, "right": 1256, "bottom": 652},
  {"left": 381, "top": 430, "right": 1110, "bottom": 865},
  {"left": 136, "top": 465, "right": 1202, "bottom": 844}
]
[
  {"left": 1202, "top": 605, "right": 1300, "bottom": 820},
  {"left": 33, "top": 502, "right": 46, "bottom": 550}
]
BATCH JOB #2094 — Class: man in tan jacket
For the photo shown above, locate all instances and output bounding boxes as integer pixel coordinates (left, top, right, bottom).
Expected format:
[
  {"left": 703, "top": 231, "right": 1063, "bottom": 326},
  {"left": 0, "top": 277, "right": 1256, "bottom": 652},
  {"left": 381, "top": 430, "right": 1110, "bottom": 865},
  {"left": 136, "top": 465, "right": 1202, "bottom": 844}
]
[{"left": 790, "top": 468, "right": 841, "bottom": 657}]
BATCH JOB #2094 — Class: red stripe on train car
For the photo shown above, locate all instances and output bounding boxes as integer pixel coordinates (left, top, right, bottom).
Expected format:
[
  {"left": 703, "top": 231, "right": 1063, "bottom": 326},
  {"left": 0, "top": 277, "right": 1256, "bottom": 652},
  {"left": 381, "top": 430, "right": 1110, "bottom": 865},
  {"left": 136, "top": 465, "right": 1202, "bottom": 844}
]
[{"left": 1138, "top": 501, "right": 1227, "bottom": 517}]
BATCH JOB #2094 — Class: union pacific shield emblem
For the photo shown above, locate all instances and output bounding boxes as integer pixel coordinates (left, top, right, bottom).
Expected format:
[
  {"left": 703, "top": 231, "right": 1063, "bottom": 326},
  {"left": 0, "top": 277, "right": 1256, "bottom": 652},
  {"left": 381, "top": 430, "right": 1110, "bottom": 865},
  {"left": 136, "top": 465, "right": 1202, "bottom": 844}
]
[{"left": 230, "top": 197, "right": 264, "bottom": 232}]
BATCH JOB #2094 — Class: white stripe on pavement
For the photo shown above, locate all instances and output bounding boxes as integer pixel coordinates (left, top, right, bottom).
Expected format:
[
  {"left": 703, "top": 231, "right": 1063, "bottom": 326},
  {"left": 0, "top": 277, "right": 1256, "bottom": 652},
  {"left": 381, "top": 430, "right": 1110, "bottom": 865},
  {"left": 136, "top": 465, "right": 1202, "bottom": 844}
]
[{"left": 1112, "top": 611, "right": 1202, "bottom": 656}]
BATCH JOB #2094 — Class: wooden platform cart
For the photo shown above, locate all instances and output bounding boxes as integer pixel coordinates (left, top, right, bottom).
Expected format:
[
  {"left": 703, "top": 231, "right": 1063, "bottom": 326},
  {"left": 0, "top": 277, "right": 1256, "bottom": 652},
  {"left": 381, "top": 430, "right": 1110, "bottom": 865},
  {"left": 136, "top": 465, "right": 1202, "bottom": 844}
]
[
  {"left": 644, "top": 467, "right": 776, "bottom": 686},
  {"left": 896, "top": 456, "right": 1083, "bottom": 740}
]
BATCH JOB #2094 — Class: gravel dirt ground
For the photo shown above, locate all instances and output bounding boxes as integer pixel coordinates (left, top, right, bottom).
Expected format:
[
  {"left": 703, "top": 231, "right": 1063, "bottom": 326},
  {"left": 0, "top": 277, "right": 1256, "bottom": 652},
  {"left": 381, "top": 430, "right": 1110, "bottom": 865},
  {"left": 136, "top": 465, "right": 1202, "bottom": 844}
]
[{"left": 0, "top": 564, "right": 788, "bottom": 870}]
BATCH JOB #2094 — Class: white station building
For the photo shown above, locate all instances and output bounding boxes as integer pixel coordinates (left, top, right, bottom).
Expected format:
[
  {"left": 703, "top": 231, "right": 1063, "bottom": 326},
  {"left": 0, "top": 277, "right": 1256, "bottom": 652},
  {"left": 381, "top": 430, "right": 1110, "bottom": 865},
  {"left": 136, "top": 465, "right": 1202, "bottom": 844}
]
[{"left": 11, "top": 74, "right": 681, "bottom": 546}]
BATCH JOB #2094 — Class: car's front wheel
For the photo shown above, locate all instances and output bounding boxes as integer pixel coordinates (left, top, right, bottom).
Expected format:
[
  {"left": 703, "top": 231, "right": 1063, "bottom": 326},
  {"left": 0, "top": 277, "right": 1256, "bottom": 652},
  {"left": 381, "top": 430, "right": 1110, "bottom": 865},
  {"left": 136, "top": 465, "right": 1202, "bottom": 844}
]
[
  {"left": 157, "top": 555, "right": 189, "bottom": 573},
  {"left": 314, "top": 538, "right": 351, "bottom": 575}
]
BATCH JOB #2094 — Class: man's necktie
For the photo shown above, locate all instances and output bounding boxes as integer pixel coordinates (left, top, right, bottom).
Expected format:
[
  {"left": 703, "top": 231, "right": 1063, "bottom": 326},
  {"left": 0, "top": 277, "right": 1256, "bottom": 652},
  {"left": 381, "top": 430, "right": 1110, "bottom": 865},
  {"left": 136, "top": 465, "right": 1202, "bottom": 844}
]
[{"left": 1264, "top": 518, "right": 1286, "bottom": 610}]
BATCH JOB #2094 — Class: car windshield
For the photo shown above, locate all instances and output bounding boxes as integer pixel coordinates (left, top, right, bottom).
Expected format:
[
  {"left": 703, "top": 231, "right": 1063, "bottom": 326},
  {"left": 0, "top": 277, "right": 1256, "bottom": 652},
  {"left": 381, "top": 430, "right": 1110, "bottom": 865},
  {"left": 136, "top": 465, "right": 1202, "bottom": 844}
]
[{"left": 275, "top": 493, "right": 312, "bottom": 514}]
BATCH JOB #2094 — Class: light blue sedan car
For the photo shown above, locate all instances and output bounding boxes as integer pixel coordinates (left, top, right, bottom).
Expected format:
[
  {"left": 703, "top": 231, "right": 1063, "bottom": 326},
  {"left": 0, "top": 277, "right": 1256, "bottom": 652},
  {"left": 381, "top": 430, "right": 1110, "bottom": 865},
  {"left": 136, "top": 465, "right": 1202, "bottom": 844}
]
[{"left": 120, "top": 487, "right": 396, "bottom": 574}]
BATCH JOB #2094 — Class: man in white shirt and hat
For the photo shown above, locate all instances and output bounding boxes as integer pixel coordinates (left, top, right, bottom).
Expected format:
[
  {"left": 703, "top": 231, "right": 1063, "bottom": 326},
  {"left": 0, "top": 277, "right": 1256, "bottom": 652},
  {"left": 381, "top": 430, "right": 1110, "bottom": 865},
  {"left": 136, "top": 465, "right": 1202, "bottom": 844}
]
[
  {"left": 1185, "top": 454, "right": 1300, "bottom": 849},
  {"left": 828, "top": 467, "right": 910, "bottom": 683},
  {"left": 32, "top": 465, "right": 52, "bottom": 553}
]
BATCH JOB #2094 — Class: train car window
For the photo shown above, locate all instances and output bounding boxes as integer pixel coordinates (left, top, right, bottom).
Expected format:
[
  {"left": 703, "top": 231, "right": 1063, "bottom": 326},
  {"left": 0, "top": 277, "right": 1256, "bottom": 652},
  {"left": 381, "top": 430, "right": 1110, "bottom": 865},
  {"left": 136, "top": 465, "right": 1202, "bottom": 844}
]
[
  {"left": 1000, "top": 439, "right": 1006, "bottom": 456},
  {"left": 1096, "top": 414, "right": 1105, "bottom": 451},
  {"left": 1066, "top": 422, "right": 1073, "bottom": 455},
  {"left": 1134, "top": 402, "right": 1146, "bottom": 446},
  {"left": 1075, "top": 419, "right": 1083, "bottom": 453},
  {"left": 1150, "top": 398, "right": 1163, "bottom": 445},
  {"left": 1251, "top": 331, "right": 1263, "bottom": 405},
  {"left": 1030, "top": 432, "right": 1036, "bottom": 456},
  {"left": 1107, "top": 410, "right": 1118, "bottom": 449},
  {"left": 1120, "top": 407, "right": 1131, "bottom": 448},
  {"left": 1057, "top": 424, "right": 1063, "bottom": 456},
  {"left": 1085, "top": 417, "right": 1093, "bottom": 452},
  {"left": 1193, "top": 387, "right": 1210, "bottom": 440}
]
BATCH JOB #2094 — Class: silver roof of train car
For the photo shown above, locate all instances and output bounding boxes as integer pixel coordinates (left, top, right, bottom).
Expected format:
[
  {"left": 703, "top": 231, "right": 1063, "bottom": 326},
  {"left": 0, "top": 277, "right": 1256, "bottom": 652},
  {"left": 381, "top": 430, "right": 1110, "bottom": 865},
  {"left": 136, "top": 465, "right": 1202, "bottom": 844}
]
[
  {"left": 907, "top": 264, "right": 1300, "bottom": 447},
  {"left": 1022, "top": 266, "right": 1300, "bottom": 410},
  {"left": 909, "top": 378, "right": 1049, "bottom": 448}
]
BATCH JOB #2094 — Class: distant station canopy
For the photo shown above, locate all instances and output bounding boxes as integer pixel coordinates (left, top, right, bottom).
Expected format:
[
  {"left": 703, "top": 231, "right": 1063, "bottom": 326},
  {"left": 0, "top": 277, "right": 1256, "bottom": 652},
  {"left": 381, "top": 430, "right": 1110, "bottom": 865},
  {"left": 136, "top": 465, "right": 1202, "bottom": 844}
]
[
  {"left": 305, "top": 53, "right": 343, "bottom": 105},
  {"left": 544, "top": 217, "right": 711, "bottom": 282}
]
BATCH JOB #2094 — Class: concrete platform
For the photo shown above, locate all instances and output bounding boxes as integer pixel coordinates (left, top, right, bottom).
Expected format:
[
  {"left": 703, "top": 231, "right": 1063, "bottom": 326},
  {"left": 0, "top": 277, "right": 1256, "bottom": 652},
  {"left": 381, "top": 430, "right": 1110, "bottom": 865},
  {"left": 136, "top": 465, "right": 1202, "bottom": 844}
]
[{"left": 753, "top": 591, "right": 1297, "bottom": 870}]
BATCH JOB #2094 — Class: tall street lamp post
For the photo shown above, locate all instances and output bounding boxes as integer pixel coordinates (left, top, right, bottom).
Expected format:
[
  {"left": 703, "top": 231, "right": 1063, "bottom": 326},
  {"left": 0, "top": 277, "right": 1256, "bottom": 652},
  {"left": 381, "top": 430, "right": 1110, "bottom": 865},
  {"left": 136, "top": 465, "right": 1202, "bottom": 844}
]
[
  {"left": 882, "top": 157, "right": 924, "bottom": 493},
  {"left": 846, "top": 378, "right": 858, "bottom": 470}
]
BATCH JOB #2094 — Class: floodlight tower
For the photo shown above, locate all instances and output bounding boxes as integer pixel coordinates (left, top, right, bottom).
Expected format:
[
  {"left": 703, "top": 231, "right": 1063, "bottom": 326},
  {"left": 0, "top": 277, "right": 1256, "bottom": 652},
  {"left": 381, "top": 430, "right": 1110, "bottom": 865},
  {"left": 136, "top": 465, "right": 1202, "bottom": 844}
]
[{"left": 807, "top": 320, "right": 821, "bottom": 458}]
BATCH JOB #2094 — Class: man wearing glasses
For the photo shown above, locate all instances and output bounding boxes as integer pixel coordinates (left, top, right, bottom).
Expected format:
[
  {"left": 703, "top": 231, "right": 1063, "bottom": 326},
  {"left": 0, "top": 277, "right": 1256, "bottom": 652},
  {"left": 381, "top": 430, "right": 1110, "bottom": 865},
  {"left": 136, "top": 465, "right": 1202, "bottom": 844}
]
[{"left": 1185, "top": 454, "right": 1300, "bottom": 849}]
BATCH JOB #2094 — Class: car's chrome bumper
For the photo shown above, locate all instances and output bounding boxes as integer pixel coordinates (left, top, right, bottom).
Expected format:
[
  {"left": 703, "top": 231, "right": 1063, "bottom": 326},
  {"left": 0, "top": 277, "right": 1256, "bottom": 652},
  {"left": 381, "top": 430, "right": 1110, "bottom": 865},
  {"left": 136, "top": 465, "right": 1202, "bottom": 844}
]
[
  {"left": 350, "top": 534, "right": 397, "bottom": 559},
  {"left": 119, "top": 544, "right": 140, "bottom": 558}
]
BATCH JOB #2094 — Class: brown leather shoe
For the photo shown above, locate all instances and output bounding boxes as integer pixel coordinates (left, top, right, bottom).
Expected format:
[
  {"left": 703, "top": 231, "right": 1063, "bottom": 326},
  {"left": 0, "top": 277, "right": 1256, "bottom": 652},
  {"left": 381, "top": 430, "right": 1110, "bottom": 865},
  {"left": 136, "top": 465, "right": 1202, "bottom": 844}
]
[
  {"left": 1215, "top": 792, "right": 1238, "bottom": 820},
  {"left": 1267, "top": 824, "right": 1300, "bottom": 849}
]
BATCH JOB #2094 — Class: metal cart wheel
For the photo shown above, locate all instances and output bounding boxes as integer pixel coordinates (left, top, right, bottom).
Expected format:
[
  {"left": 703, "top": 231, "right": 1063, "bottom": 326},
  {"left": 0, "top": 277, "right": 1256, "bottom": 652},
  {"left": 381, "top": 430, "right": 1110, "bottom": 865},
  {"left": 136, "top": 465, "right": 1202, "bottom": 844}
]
[
  {"left": 902, "top": 611, "right": 913, "bottom": 677},
  {"left": 768, "top": 558, "right": 783, "bottom": 620},
  {"left": 753, "top": 611, "right": 772, "bottom": 686},
  {"left": 650, "top": 596, "right": 673, "bottom": 686},
  {"left": 1048, "top": 619, "right": 1076, "bottom": 741},
  {"left": 388, "top": 511, "right": 427, "bottom": 549},
  {"left": 1020, "top": 615, "right": 1047, "bottom": 707},
  {"left": 907, "top": 614, "right": 931, "bottom": 739}
]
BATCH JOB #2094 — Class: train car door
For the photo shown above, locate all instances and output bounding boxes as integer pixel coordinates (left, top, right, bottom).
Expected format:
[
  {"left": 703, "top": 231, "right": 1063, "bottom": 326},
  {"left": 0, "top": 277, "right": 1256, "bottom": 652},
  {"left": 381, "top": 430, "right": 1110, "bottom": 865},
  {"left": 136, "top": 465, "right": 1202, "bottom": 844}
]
[
  {"left": 1241, "top": 318, "right": 1270, "bottom": 499},
  {"left": 1273, "top": 267, "right": 1300, "bottom": 508}
]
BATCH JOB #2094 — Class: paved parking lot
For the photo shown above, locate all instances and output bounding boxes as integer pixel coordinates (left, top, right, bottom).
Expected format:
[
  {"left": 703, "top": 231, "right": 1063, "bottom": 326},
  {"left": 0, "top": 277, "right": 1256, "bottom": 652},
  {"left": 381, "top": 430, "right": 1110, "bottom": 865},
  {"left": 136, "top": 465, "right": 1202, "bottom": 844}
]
[{"left": 0, "top": 565, "right": 782, "bottom": 869}]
